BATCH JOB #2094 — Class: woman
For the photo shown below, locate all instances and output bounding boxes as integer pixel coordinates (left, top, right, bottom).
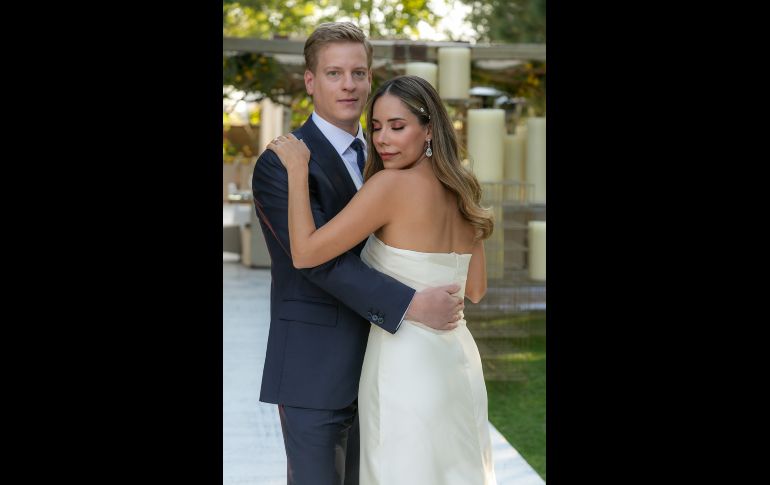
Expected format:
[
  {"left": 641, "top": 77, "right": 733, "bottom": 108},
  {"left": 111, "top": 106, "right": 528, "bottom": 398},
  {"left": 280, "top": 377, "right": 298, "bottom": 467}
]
[{"left": 268, "top": 75, "right": 497, "bottom": 484}]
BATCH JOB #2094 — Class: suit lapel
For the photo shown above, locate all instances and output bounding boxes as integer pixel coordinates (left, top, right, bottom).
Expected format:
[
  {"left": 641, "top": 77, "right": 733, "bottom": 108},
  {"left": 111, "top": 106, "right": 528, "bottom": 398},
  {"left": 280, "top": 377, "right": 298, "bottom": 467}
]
[{"left": 296, "top": 118, "right": 358, "bottom": 203}]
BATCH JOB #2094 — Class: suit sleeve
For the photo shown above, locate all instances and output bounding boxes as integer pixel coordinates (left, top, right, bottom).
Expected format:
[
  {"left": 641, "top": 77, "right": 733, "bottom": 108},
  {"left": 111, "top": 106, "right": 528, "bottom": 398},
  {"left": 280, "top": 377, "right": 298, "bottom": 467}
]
[{"left": 252, "top": 149, "right": 415, "bottom": 334}]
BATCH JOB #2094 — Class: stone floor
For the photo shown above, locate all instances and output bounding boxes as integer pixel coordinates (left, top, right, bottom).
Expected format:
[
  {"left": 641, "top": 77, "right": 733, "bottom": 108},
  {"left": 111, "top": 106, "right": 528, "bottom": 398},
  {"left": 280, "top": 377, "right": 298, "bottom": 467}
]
[{"left": 223, "top": 259, "right": 545, "bottom": 484}]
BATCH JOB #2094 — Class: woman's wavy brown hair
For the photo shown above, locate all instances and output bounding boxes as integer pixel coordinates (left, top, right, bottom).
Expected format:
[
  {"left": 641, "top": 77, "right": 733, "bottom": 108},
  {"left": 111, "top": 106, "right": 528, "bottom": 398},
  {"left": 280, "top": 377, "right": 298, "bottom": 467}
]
[{"left": 363, "top": 75, "right": 494, "bottom": 241}]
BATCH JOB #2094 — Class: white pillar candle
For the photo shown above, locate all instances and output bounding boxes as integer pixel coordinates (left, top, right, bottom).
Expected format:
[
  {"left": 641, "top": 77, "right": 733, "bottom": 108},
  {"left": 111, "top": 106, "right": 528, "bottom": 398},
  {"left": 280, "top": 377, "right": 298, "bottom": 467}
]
[
  {"left": 467, "top": 109, "right": 505, "bottom": 182},
  {"left": 271, "top": 100, "right": 284, "bottom": 141},
  {"left": 503, "top": 127, "right": 527, "bottom": 181},
  {"left": 405, "top": 62, "right": 438, "bottom": 89},
  {"left": 258, "top": 98, "right": 284, "bottom": 155},
  {"left": 438, "top": 47, "right": 471, "bottom": 99},
  {"left": 526, "top": 117, "right": 546, "bottom": 203},
  {"left": 528, "top": 221, "right": 546, "bottom": 281},
  {"left": 258, "top": 98, "right": 275, "bottom": 152}
]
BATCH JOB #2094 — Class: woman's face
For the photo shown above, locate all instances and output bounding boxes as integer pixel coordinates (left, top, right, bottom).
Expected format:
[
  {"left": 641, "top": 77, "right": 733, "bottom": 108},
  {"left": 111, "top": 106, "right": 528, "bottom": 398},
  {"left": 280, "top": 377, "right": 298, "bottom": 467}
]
[{"left": 371, "top": 94, "right": 430, "bottom": 170}]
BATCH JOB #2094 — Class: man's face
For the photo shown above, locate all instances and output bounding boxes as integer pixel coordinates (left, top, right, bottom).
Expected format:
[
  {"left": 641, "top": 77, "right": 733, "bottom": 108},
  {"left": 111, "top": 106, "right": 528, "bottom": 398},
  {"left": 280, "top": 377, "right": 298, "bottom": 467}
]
[{"left": 305, "top": 42, "right": 372, "bottom": 135}]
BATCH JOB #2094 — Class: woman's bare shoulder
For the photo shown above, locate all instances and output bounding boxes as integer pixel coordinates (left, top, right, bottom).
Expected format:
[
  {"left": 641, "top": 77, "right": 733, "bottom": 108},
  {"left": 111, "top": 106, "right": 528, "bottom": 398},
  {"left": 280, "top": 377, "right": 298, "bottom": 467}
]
[
  {"left": 364, "top": 168, "right": 435, "bottom": 202},
  {"left": 368, "top": 167, "right": 406, "bottom": 180},
  {"left": 364, "top": 168, "right": 413, "bottom": 188}
]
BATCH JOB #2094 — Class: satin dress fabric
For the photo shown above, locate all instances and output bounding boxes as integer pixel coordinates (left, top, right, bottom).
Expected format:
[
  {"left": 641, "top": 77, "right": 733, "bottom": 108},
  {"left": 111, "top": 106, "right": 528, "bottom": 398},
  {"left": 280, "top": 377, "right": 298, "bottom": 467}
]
[{"left": 358, "top": 235, "right": 497, "bottom": 485}]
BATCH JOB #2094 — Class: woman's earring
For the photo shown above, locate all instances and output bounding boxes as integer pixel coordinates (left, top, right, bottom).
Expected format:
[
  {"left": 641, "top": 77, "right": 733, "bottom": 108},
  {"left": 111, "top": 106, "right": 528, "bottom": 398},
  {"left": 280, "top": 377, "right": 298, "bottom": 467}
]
[{"left": 425, "top": 139, "right": 433, "bottom": 157}]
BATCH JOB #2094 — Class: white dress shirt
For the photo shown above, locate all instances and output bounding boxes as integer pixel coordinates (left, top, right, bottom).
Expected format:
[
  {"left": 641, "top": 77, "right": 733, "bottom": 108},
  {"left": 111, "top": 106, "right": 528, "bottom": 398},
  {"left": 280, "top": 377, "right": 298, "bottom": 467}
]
[{"left": 311, "top": 112, "right": 366, "bottom": 190}]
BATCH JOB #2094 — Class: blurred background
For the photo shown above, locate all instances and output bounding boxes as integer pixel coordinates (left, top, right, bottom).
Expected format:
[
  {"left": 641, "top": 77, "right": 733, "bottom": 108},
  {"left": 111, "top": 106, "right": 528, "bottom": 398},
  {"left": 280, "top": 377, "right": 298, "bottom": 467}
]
[{"left": 223, "top": 1, "right": 547, "bottom": 483}]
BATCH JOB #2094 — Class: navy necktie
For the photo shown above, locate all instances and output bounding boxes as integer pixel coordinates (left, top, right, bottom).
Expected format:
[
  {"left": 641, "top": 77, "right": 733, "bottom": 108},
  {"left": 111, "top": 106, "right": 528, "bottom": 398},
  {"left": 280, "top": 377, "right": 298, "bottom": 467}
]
[{"left": 350, "top": 138, "right": 366, "bottom": 175}]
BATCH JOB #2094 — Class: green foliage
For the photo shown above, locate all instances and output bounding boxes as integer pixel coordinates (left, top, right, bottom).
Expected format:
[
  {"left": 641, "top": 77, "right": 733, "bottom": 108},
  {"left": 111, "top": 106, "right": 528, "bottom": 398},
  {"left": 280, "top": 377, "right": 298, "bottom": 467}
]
[
  {"left": 223, "top": 1, "right": 436, "bottom": 39},
  {"left": 314, "top": 0, "right": 436, "bottom": 39},
  {"left": 223, "top": 51, "right": 309, "bottom": 110},
  {"left": 465, "top": 0, "right": 546, "bottom": 43},
  {"left": 223, "top": 137, "right": 240, "bottom": 157},
  {"left": 463, "top": 0, "right": 546, "bottom": 116},
  {"left": 223, "top": 1, "right": 319, "bottom": 38},
  {"left": 289, "top": 95, "right": 314, "bottom": 129},
  {"left": 223, "top": 52, "right": 279, "bottom": 100},
  {"left": 472, "top": 60, "right": 546, "bottom": 116}
]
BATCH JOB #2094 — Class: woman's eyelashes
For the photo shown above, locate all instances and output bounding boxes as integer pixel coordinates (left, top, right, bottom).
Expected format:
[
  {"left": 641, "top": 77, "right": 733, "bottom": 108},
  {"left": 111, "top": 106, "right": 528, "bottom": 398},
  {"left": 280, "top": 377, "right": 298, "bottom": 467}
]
[{"left": 371, "top": 124, "right": 404, "bottom": 132}]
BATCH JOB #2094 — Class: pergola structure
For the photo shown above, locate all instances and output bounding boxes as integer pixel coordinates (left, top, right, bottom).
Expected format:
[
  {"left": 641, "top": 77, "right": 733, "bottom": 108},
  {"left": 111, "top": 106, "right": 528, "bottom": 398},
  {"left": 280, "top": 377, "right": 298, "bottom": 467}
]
[
  {"left": 223, "top": 36, "right": 546, "bottom": 139},
  {"left": 223, "top": 36, "right": 545, "bottom": 62},
  {"left": 224, "top": 37, "right": 544, "bottom": 83},
  {"left": 224, "top": 37, "right": 544, "bottom": 94}
]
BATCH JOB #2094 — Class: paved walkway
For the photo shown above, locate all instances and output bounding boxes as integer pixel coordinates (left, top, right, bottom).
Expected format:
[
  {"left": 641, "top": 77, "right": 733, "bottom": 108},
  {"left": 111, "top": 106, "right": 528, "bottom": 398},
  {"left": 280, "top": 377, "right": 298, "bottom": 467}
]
[{"left": 223, "top": 259, "right": 545, "bottom": 484}]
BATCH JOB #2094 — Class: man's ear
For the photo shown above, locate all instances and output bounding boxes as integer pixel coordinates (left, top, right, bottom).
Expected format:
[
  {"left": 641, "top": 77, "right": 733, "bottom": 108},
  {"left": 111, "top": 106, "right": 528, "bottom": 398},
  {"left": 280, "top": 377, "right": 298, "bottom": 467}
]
[{"left": 304, "top": 69, "right": 314, "bottom": 96}]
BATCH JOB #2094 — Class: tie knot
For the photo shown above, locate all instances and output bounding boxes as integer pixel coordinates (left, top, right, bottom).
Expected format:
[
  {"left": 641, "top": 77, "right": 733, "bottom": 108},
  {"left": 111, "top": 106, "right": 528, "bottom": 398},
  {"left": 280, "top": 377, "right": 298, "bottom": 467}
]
[{"left": 350, "top": 138, "right": 364, "bottom": 153}]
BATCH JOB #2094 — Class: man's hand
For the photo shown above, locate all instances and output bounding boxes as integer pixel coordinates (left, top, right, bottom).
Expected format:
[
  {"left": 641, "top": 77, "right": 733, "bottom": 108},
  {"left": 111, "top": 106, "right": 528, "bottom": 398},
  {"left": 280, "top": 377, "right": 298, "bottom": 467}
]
[{"left": 405, "top": 284, "right": 464, "bottom": 331}]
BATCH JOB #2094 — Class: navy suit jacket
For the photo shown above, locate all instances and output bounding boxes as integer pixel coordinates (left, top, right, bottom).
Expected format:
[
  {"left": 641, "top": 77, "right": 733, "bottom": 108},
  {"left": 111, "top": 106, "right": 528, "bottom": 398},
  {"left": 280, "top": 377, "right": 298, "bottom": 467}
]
[{"left": 251, "top": 117, "right": 416, "bottom": 410}]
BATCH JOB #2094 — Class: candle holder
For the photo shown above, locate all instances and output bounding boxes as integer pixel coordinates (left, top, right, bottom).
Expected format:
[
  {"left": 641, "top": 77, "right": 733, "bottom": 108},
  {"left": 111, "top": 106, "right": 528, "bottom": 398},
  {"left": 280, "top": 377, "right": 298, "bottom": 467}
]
[
  {"left": 468, "top": 87, "right": 527, "bottom": 136},
  {"left": 495, "top": 96, "right": 527, "bottom": 135},
  {"left": 469, "top": 86, "right": 505, "bottom": 108}
]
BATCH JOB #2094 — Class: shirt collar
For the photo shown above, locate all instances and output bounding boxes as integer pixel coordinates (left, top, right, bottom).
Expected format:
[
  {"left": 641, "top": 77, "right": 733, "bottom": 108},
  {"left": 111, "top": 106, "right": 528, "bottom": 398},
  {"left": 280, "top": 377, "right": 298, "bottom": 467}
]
[{"left": 311, "top": 111, "right": 366, "bottom": 156}]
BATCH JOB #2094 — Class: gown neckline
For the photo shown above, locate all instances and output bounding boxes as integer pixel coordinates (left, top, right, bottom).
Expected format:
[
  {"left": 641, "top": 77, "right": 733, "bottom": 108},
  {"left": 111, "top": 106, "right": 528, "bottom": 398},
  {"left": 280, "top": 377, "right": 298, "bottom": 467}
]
[{"left": 370, "top": 234, "right": 472, "bottom": 257}]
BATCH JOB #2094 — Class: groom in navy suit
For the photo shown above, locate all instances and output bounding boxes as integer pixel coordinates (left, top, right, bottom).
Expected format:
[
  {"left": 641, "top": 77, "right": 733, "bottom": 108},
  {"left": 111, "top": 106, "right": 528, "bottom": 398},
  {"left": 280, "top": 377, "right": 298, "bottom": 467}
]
[{"left": 251, "top": 22, "right": 462, "bottom": 485}]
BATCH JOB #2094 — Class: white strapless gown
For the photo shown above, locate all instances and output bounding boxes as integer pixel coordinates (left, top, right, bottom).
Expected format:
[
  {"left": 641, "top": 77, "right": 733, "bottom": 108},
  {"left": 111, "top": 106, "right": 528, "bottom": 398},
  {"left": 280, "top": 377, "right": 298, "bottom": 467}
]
[{"left": 359, "top": 235, "right": 497, "bottom": 485}]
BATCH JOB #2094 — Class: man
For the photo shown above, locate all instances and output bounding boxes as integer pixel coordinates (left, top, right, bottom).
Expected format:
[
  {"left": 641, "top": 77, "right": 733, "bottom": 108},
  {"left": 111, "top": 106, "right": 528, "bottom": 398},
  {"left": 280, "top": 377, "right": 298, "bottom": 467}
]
[{"left": 251, "top": 22, "right": 462, "bottom": 485}]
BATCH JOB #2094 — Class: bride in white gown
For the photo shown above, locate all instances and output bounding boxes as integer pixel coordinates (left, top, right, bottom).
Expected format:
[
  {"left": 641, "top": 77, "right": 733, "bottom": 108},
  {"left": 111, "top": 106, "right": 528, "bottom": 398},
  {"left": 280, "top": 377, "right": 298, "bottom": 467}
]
[
  {"left": 268, "top": 75, "right": 497, "bottom": 484},
  {"left": 358, "top": 235, "right": 495, "bottom": 484}
]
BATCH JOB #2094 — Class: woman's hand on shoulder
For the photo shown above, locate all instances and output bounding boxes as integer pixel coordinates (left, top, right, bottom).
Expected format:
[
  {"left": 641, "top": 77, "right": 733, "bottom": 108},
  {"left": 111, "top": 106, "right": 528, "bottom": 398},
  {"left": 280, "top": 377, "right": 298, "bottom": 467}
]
[{"left": 267, "top": 134, "right": 309, "bottom": 172}]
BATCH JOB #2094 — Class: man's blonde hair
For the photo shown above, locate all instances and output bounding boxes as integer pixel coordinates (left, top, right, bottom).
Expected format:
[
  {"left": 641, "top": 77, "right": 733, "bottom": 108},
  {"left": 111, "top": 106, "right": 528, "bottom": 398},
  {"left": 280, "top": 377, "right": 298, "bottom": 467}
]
[{"left": 304, "top": 22, "right": 373, "bottom": 73}]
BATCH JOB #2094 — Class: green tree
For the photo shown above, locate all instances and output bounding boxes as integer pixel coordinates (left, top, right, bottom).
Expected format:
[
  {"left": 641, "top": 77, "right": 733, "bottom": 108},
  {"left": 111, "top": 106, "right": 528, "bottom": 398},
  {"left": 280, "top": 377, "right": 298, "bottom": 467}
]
[
  {"left": 461, "top": 0, "right": 546, "bottom": 116},
  {"left": 464, "top": 0, "right": 546, "bottom": 43},
  {"left": 223, "top": 1, "right": 319, "bottom": 38},
  {"left": 223, "top": 1, "right": 436, "bottom": 40},
  {"left": 317, "top": 0, "right": 436, "bottom": 39},
  {"left": 223, "top": 52, "right": 298, "bottom": 103}
]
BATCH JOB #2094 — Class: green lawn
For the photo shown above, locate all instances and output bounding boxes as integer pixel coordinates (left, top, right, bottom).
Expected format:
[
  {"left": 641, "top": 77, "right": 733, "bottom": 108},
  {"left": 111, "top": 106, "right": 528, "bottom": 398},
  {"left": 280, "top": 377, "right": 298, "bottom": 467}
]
[{"left": 484, "top": 313, "right": 546, "bottom": 480}]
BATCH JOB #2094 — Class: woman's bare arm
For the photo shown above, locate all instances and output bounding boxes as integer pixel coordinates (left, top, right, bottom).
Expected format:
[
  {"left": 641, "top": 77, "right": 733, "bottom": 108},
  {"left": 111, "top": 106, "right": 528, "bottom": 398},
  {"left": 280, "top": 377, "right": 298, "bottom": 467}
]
[
  {"left": 464, "top": 239, "right": 487, "bottom": 303},
  {"left": 268, "top": 134, "right": 399, "bottom": 268}
]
